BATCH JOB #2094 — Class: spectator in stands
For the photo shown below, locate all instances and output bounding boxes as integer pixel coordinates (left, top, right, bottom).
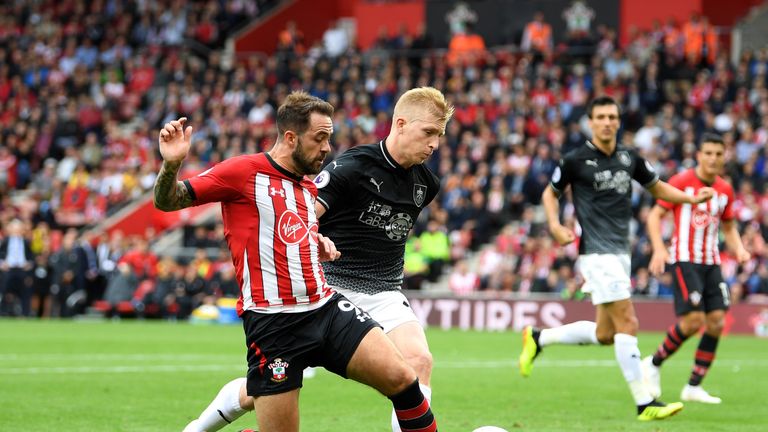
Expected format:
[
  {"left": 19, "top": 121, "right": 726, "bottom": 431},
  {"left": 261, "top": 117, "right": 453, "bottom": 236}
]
[
  {"left": 49, "top": 229, "right": 85, "bottom": 318},
  {"left": 448, "top": 259, "right": 479, "bottom": 296},
  {"left": 0, "top": 219, "right": 34, "bottom": 316},
  {"left": 0, "top": 146, "right": 19, "bottom": 191},
  {"left": 276, "top": 20, "right": 305, "bottom": 56},
  {"left": 103, "top": 261, "right": 139, "bottom": 316},
  {"left": 174, "top": 264, "right": 208, "bottom": 320},
  {"left": 476, "top": 243, "right": 503, "bottom": 290},
  {"left": 189, "top": 247, "right": 214, "bottom": 280},
  {"left": 208, "top": 263, "right": 239, "bottom": 298},
  {"left": 447, "top": 21, "right": 486, "bottom": 66},
  {"left": 187, "top": 225, "right": 211, "bottom": 249},
  {"left": 31, "top": 252, "right": 52, "bottom": 318},
  {"left": 604, "top": 49, "right": 634, "bottom": 82},
  {"left": 78, "top": 233, "right": 100, "bottom": 306},
  {"left": 119, "top": 237, "right": 158, "bottom": 279},
  {"left": 410, "top": 22, "right": 433, "bottom": 52},
  {"left": 146, "top": 256, "right": 179, "bottom": 319},
  {"left": 209, "top": 244, "right": 231, "bottom": 273},
  {"left": 683, "top": 14, "right": 718, "bottom": 66},
  {"left": 751, "top": 263, "right": 768, "bottom": 297},
  {"left": 419, "top": 220, "right": 451, "bottom": 282},
  {"left": 403, "top": 236, "right": 430, "bottom": 290},
  {"left": 661, "top": 17, "right": 683, "bottom": 59},
  {"left": 521, "top": 11, "right": 553, "bottom": 57}
]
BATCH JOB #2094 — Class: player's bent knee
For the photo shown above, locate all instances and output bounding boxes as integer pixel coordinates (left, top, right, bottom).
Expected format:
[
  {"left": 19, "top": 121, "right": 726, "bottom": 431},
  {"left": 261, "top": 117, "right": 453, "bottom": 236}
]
[
  {"left": 596, "top": 333, "right": 615, "bottom": 345},
  {"left": 596, "top": 327, "right": 615, "bottom": 345},
  {"left": 405, "top": 350, "right": 433, "bottom": 379},
  {"left": 682, "top": 314, "right": 705, "bottom": 334},
  {"left": 706, "top": 323, "right": 724, "bottom": 336},
  {"left": 621, "top": 315, "right": 639, "bottom": 334},
  {"left": 241, "top": 395, "right": 255, "bottom": 411},
  {"left": 383, "top": 363, "right": 418, "bottom": 396},
  {"left": 705, "top": 317, "right": 725, "bottom": 335}
]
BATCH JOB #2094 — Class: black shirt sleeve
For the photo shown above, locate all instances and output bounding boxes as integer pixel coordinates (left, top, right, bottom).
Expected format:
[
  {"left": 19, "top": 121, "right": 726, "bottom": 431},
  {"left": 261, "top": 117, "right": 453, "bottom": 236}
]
[
  {"left": 315, "top": 154, "right": 359, "bottom": 211},
  {"left": 550, "top": 156, "right": 574, "bottom": 195},
  {"left": 631, "top": 151, "right": 660, "bottom": 188},
  {"left": 422, "top": 169, "right": 441, "bottom": 208}
]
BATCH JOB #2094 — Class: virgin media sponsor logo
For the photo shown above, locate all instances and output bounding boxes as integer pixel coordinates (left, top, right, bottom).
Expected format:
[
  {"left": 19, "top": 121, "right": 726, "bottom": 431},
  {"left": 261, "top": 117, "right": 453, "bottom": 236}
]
[{"left": 277, "top": 210, "right": 318, "bottom": 245}]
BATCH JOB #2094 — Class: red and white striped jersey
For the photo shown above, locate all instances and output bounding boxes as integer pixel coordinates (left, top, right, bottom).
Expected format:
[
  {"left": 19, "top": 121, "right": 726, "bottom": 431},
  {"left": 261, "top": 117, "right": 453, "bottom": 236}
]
[
  {"left": 658, "top": 169, "right": 735, "bottom": 265},
  {"left": 185, "top": 153, "right": 332, "bottom": 315}
]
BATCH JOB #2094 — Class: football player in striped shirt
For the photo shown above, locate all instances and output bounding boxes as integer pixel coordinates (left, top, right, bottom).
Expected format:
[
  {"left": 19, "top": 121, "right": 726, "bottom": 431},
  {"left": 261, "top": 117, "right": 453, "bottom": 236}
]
[{"left": 642, "top": 133, "right": 751, "bottom": 404}]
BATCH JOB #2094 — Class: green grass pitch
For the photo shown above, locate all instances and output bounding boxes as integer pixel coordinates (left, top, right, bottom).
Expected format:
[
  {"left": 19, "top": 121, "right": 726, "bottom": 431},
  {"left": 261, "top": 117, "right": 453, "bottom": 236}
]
[{"left": 1, "top": 320, "right": 766, "bottom": 431}]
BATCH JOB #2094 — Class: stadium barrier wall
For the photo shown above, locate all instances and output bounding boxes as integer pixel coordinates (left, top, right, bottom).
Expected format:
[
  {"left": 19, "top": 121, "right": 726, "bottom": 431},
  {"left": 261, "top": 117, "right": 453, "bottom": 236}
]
[{"left": 402, "top": 294, "right": 768, "bottom": 337}]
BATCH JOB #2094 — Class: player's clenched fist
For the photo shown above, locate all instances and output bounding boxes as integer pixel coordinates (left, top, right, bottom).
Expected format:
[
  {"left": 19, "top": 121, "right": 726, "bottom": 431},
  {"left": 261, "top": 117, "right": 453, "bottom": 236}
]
[
  {"left": 692, "top": 186, "right": 714, "bottom": 204},
  {"left": 159, "top": 117, "right": 193, "bottom": 164},
  {"left": 550, "top": 224, "right": 576, "bottom": 246},
  {"left": 317, "top": 233, "right": 341, "bottom": 262}
]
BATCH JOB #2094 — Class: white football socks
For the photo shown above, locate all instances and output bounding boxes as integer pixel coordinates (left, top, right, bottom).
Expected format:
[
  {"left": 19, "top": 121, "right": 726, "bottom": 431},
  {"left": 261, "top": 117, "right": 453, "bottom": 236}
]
[
  {"left": 184, "top": 377, "right": 248, "bottom": 432},
  {"left": 539, "top": 321, "right": 598, "bottom": 346},
  {"left": 614, "top": 333, "right": 653, "bottom": 406},
  {"left": 390, "top": 383, "right": 432, "bottom": 432}
]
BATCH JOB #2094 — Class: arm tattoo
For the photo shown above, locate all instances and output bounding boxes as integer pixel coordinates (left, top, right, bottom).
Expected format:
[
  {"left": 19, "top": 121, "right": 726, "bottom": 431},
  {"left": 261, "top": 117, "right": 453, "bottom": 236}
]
[{"left": 153, "top": 161, "right": 194, "bottom": 211}]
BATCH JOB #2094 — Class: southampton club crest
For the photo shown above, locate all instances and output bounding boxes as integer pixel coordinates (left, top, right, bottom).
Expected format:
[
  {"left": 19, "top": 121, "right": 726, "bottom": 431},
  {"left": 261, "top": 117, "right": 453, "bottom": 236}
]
[
  {"left": 413, "top": 184, "right": 427, "bottom": 207},
  {"left": 689, "top": 291, "right": 702, "bottom": 307},
  {"left": 268, "top": 358, "right": 289, "bottom": 383}
]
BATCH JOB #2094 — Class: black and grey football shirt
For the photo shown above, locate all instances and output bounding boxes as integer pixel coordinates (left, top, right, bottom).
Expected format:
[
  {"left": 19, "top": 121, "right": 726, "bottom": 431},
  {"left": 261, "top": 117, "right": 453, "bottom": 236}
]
[
  {"left": 314, "top": 141, "right": 440, "bottom": 294},
  {"left": 550, "top": 140, "right": 659, "bottom": 255}
]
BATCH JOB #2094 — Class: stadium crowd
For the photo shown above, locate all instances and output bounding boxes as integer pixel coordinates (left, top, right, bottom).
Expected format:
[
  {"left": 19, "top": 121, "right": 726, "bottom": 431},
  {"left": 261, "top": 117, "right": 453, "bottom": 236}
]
[{"left": 2, "top": 0, "right": 768, "bottom": 319}]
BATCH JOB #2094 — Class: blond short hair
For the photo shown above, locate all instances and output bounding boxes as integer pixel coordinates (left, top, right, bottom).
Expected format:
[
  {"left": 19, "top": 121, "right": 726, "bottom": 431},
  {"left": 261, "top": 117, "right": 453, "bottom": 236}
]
[{"left": 393, "top": 87, "right": 454, "bottom": 129}]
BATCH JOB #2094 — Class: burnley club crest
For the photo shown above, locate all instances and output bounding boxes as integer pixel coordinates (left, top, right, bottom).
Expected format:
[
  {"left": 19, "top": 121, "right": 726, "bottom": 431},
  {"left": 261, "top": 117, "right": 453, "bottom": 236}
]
[{"left": 413, "top": 184, "right": 427, "bottom": 207}]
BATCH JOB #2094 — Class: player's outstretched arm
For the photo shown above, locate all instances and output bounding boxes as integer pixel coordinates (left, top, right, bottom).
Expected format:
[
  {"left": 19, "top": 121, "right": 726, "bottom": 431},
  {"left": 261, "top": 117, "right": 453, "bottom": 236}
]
[
  {"left": 154, "top": 117, "right": 195, "bottom": 211},
  {"left": 649, "top": 181, "right": 713, "bottom": 204}
]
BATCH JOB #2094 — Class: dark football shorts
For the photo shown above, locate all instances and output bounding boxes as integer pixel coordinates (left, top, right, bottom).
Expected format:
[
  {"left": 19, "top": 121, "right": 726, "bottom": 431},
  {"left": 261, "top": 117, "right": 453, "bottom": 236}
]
[
  {"left": 671, "top": 262, "right": 730, "bottom": 316},
  {"left": 242, "top": 292, "right": 381, "bottom": 396}
]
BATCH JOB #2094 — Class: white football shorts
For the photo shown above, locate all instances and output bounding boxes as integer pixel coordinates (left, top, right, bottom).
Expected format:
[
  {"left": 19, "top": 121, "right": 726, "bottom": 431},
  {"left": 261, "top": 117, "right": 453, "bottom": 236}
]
[
  {"left": 332, "top": 287, "right": 420, "bottom": 333},
  {"left": 577, "top": 253, "right": 632, "bottom": 305}
]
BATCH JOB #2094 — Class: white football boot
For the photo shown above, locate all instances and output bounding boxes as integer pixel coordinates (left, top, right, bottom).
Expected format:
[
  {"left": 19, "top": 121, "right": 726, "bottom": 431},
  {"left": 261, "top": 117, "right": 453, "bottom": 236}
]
[{"left": 681, "top": 384, "right": 722, "bottom": 404}]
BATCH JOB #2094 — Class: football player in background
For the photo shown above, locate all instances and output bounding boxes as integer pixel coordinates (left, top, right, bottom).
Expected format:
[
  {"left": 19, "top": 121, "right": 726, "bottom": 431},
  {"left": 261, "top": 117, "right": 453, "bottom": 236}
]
[
  {"left": 519, "top": 96, "right": 713, "bottom": 421},
  {"left": 642, "top": 132, "right": 751, "bottom": 404}
]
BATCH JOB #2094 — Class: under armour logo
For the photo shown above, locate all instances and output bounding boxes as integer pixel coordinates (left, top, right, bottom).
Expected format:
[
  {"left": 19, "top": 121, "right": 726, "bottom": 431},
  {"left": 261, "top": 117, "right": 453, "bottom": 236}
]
[
  {"left": 331, "top": 161, "right": 342, "bottom": 169},
  {"left": 269, "top": 187, "right": 285, "bottom": 197},
  {"left": 369, "top": 177, "right": 383, "bottom": 192}
]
